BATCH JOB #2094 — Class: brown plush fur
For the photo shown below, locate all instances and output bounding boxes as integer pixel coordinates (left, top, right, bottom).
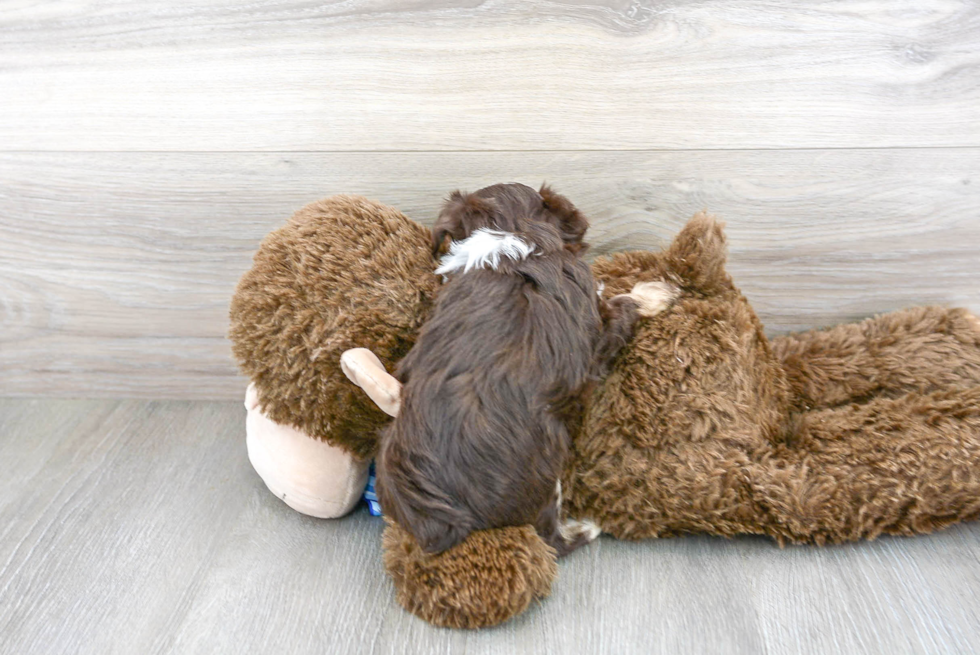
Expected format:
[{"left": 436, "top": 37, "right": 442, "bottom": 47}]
[
  {"left": 231, "top": 198, "right": 980, "bottom": 628},
  {"left": 229, "top": 195, "right": 440, "bottom": 460},
  {"left": 566, "top": 213, "right": 980, "bottom": 544},
  {"left": 382, "top": 519, "right": 557, "bottom": 629}
]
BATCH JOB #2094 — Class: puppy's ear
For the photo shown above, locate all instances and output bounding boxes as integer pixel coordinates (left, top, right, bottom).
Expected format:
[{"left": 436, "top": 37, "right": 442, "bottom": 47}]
[
  {"left": 539, "top": 184, "right": 589, "bottom": 253},
  {"left": 431, "top": 191, "right": 496, "bottom": 257}
]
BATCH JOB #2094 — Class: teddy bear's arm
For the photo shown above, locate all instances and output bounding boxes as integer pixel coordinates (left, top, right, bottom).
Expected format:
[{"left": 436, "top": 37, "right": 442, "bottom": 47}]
[
  {"left": 595, "top": 282, "right": 680, "bottom": 375},
  {"left": 771, "top": 306, "right": 980, "bottom": 410}
]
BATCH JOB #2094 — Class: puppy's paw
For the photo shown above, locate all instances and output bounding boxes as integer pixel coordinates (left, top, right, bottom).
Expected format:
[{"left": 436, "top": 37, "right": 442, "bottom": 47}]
[
  {"left": 559, "top": 518, "right": 601, "bottom": 543},
  {"left": 625, "top": 280, "right": 679, "bottom": 317}
]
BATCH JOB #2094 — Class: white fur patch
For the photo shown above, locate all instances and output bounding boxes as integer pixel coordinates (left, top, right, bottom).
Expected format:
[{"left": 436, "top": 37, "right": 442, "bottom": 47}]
[
  {"left": 555, "top": 480, "right": 600, "bottom": 542},
  {"left": 628, "top": 280, "right": 680, "bottom": 317},
  {"left": 560, "top": 518, "right": 602, "bottom": 543},
  {"left": 434, "top": 229, "right": 535, "bottom": 275}
]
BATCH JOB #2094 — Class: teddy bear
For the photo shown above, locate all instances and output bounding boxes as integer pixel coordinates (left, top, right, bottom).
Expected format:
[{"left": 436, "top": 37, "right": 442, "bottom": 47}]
[
  {"left": 230, "top": 194, "right": 980, "bottom": 629},
  {"left": 230, "top": 195, "right": 439, "bottom": 518}
]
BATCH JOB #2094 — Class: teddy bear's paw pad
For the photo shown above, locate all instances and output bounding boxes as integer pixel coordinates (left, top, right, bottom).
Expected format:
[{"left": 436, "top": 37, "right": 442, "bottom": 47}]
[
  {"left": 559, "top": 518, "right": 601, "bottom": 543},
  {"left": 382, "top": 521, "right": 558, "bottom": 629},
  {"left": 629, "top": 280, "right": 680, "bottom": 317}
]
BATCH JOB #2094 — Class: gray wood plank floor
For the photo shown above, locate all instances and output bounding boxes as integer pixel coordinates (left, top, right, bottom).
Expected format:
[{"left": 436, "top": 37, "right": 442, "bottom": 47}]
[{"left": 2, "top": 399, "right": 980, "bottom": 655}]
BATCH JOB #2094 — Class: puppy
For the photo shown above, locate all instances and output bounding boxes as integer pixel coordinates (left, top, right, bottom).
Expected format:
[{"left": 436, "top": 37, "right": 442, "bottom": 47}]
[{"left": 376, "top": 183, "right": 640, "bottom": 556}]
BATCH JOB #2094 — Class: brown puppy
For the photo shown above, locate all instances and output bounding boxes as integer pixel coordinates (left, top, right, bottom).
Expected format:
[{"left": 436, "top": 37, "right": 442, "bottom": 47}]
[{"left": 377, "top": 183, "right": 639, "bottom": 556}]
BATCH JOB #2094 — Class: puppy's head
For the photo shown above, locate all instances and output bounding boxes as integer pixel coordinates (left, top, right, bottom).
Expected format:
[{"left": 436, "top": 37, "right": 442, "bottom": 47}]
[{"left": 432, "top": 183, "right": 589, "bottom": 256}]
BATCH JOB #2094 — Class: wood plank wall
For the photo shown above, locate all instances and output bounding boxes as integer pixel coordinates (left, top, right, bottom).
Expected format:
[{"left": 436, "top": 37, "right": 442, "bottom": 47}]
[{"left": 2, "top": 1, "right": 979, "bottom": 398}]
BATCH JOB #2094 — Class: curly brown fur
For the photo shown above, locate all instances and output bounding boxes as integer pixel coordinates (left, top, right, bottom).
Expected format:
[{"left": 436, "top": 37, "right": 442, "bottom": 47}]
[
  {"left": 378, "top": 206, "right": 618, "bottom": 556},
  {"left": 566, "top": 213, "right": 980, "bottom": 544},
  {"left": 382, "top": 519, "right": 557, "bottom": 629},
  {"left": 773, "top": 305, "right": 980, "bottom": 410},
  {"left": 229, "top": 195, "right": 440, "bottom": 460},
  {"left": 755, "top": 385, "right": 980, "bottom": 544}
]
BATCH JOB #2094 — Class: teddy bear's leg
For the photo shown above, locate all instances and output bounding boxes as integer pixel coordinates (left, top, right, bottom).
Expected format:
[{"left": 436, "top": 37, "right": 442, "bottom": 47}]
[
  {"left": 771, "top": 306, "right": 980, "bottom": 410},
  {"left": 753, "top": 384, "right": 980, "bottom": 544}
]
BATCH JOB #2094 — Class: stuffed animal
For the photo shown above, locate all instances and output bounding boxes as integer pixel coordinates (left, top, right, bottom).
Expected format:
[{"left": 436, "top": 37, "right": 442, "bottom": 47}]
[
  {"left": 230, "top": 195, "right": 438, "bottom": 517},
  {"left": 230, "top": 195, "right": 980, "bottom": 629}
]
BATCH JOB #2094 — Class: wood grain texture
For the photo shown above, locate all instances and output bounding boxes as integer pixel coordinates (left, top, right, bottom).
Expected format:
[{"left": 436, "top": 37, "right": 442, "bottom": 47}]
[
  {"left": 2, "top": 148, "right": 978, "bottom": 398},
  {"left": 2, "top": 0, "right": 979, "bottom": 151},
  {"left": 1, "top": 399, "right": 979, "bottom": 655}
]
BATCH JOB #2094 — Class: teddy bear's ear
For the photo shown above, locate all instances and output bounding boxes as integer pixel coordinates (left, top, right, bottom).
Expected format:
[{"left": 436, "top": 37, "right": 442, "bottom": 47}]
[{"left": 664, "top": 211, "right": 732, "bottom": 296}]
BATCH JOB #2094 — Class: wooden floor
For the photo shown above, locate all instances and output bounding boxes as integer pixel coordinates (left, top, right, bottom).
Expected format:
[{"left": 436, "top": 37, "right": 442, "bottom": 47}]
[{"left": 1, "top": 398, "right": 979, "bottom": 655}]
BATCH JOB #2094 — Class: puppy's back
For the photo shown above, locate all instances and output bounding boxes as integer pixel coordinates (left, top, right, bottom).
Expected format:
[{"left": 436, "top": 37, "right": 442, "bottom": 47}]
[{"left": 378, "top": 238, "right": 600, "bottom": 554}]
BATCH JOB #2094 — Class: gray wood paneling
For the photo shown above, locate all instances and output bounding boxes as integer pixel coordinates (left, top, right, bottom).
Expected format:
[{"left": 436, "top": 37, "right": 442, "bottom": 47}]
[
  {"left": 1, "top": 1, "right": 978, "bottom": 151},
  {"left": 2, "top": 149, "right": 978, "bottom": 398},
  {"left": 1, "top": 399, "right": 979, "bottom": 654}
]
